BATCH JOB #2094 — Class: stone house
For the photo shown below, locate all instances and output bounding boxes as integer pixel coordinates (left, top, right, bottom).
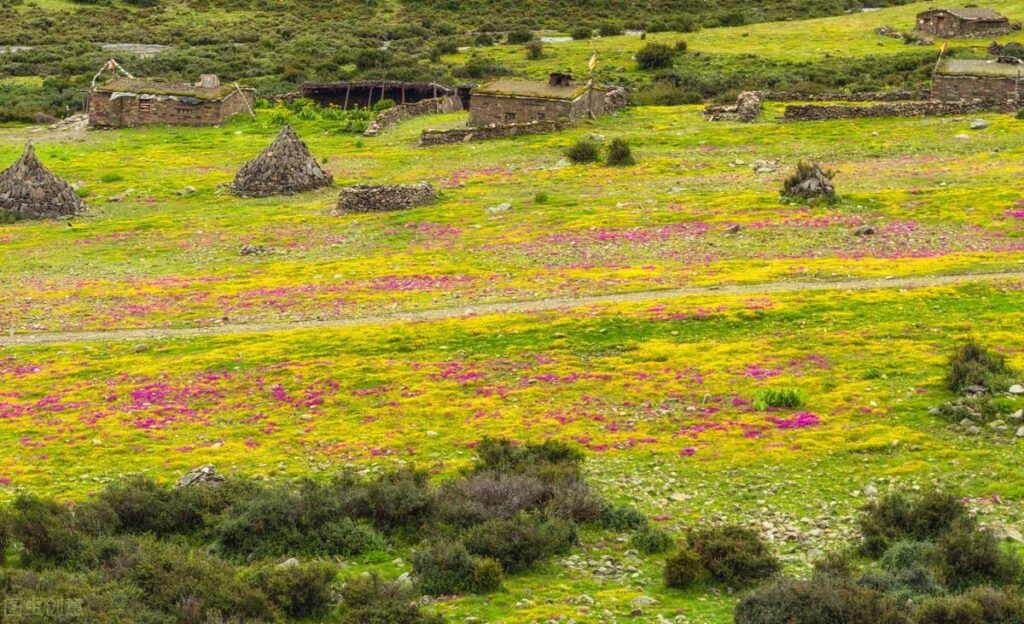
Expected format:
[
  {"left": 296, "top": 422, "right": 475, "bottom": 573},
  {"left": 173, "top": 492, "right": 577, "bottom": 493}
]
[
  {"left": 88, "top": 75, "right": 255, "bottom": 128},
  {"left": 468, "top": 73, "right": 616, "bottom": 127},
  {"left": 915, "top": 7, "right": 1012, "bottom": 37},
  {"left": 932, "top": 57, "right": 1022, "bottom": 103}
]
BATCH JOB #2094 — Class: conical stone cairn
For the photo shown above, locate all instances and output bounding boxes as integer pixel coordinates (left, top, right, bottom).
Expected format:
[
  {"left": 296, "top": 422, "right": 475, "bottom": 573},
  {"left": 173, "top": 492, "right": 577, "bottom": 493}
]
[
  {"left": 0, "top": 144, "right": 84, "bottom": 222},
  {"left": 230, "top": 125, "right": 333, "bottom": 197}
]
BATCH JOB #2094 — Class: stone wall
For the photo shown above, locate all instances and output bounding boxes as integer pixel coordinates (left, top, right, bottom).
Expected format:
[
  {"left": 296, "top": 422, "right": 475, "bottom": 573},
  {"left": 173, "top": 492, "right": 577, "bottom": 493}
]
[
  {"left": 88, "top": 88, "right": 254, "bottom": 128},
  {"left": 364, "top": 95, "right": 463, "bottom": 136},
  {"left": 335, "top": 183, "right": 437, "bottom": 213},
  {"left": 783, "top": 100, "right": 1012, "bottom": 121},
  {"left": 420, "top": 120, "right": 567, "bottom": 145},
  {"left": 932, "top": 74, "right": 1019, "bottom": 103},
  {"left": 704, "top": 91, "right": 762, "bottom": 122},
  {"left": 469, "top": 93, "right": 575, "bottom": 127},
  {"left": 761, "top": 90, "right": 925, "bottom": 102}
]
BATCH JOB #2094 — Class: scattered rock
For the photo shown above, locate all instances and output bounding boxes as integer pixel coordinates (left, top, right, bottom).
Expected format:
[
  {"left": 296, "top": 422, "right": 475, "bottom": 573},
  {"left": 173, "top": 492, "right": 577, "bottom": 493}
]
[
  {"left": 277, "top": 557, "right": 300, "bottom": 568},
  {"left": 852, "top": 225, "right": 875, "bottom": 236},
  {"left": 1009, "top": 384, "right": 1024, "bottom": 395},
  {"left": 960, "top": 418, "right": 976, "bottom": 427},
  {"left": 1017, "top": 426, "right": 1024, "bottom": 438},
  {"left": 863, "top": 484, "right": 878, "bottom": 496},
  {"left": 966, "top": 426, "right": 981, "bottom": 436},
  {"left": 954, "top": 133, "right": 971, "bottom": 141},
  {"left": 725, "top": 224, "right": 742, "bottom": 235},
  {"left": 239, "top": 244, "right": 271, "bottom": 256},
  {"left": 487, "top": 201, "right": 512, "bottom": 214},
  {"left": 970, "top": 119, "right": 989, "bottom": 130},
  {"left": 175, "top": 186, "right": 197, "bottom": 196},
  {"left": 632, "top": 596, "right": 658, "bottom": 606}
]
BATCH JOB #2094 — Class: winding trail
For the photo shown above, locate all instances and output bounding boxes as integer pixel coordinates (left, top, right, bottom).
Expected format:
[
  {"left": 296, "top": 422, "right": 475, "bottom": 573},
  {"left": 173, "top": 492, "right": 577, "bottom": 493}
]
[{"left": 3, "top": 270, "right": 1022, "bottom": 347}]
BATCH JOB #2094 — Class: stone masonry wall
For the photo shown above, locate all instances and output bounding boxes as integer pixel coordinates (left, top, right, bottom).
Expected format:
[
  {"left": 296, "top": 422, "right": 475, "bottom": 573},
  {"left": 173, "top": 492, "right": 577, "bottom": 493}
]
[
  {"left": 468, "top": 94, "right": 574, "bottom": 127},
  {"left": 335, "top": 183, "right": 437, "bottom": 213},
  {"left": 783, "top": 100, "right": 1013, "bottom": 121},
  {"left": 761, "top": 90, "right": 925, "bottom": 102},
  {"left": 931, "top": 75, "right": 1019, "bottom": 103},
  {"left": 364, "top": 95, "right": 463, "bottom": 136},
  {"left": 420, "top": 120, "right": 567, "bottom": 145}
]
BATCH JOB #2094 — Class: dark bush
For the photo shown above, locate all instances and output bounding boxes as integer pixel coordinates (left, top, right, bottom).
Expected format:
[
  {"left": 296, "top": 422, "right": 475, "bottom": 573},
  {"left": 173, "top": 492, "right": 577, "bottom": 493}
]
[
  {"left": 0, "top": 510, "right": 10, "bottom": 560},
  {"left": 435, "top": 472, "right": 549, "bottom": 526},
  {"left": 571, "top": 27, "right": 593, "bottom": 40},
  {"left": 636, "top": 43, "right": 675, "bottom": 70},
  {"left": 340, "top": 572, "right": 444, "bottom": 624},
  {"left": 452, "top": 55, "right": 511, "bottom": 79},
  {"left": 462, "top": 514, "right": 576, "bottom": 573},
  {"left": 566, "top": 139, "right": 600, "bottom": 164},
  {"left": 600, "top": 505, "right": 648, "bottom": 531},
  {"left": 629, "top": 82, "right": 704, "bottom": 106},
  {"left": 734, "top": 575, "right": 912, "bottom": 624},
  {"left": 525, "top": 40, "right": 544, "bottom": 60},
  {"left": 689, "top": 525, "right": 781, "bottom": 584},
  {"left": 10, "top": 495, "right": 81, "bottom": 566},
  {"left": 878, "top": 541, "right": 943, "bottom": 598},
  {"left": 83, "top": 535, "right": 274, "bottom": 621},
  {"left": 598, "top": 22, "right": 624, "bottom": 36},
  {"left": 247, "top": 561, "right": 338, "bottom": 618},
  {"left": 506, "top": 29, "right": 534, "bottom": 44},
  {"left": 945, "top": 338, "right": 1018, "bottom": 394},
  {"left": 474, "top": 437, "right": 584, "bottom": 472},
  {"left": 362, "top": 468, "right": 433, "bottom": 532},
  {"left": 859, "top": 491, "right": 968, "bottom": 556},
  {"left": 474, "top": 33, "right": 495, "bottom": 46},
  {"left": 606, "top": 138, "right": 635, "bottom": 166},
  {"left": 628, "top": 524, "right": 672, "bottom": 555},
  {"left": 664, "top": 544, "right": 703, "bottom": 589},
  {"left": 411, "top": 540, "right": 502, "bottom": 595},
  {"left": 781, "top": 161, "right": 837, "bottom": 203},
  {"left": 932, "top": 524, "right": 1022, "bottom": 590},
  {"left": 962, "top": 586, "right": 1024, "bottom": 622}
]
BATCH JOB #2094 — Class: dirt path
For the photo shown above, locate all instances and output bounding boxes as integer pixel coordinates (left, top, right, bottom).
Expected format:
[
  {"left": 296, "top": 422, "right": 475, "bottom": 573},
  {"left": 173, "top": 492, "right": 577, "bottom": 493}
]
[{"left": 3, "top": 271, "right": 1022, "bottom": 347}]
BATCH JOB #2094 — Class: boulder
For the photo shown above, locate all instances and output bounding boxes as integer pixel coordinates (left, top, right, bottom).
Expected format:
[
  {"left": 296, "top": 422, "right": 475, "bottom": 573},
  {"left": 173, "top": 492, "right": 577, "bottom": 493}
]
[
  {"left": 174, "top": 464, "right": 226, "bottom": 489},
  {"left": 0, "top": 143, "right": 84, "bottom": 222}
]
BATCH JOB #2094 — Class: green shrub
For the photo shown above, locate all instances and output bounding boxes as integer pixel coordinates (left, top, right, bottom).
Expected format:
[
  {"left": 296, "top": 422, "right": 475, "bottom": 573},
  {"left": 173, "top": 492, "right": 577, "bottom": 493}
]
[
  {"left": 734, "top": 575, "right": 911, "bottom": 624},
  {"left": 916, "top": 595, "right": 985, "bottom": 624},
  {"left": 566, "top": 139, "right": 600, "bottom": 163},
  {"left": 411, "top": 541, "right": 503, "bottom": 595},
  {"left": 506, "top": 29, "right": 534, "bottom": 44},
  {"left": 878, "top": 541, "right": 943, "bottom": 598},
  {"left": 246, "top": 561, "right": 338, "bottom": 618},
  {"left": 0, "top": 568, "right": 171, "bottom": 624},
  {"left": 606, "top": 138, "right": 635, "bottom": 166},
  {"left": 933, "top": 524, "right": 1022, "bottom": 590},
  {"left": 10, "top": 495, "right": 81, "bottom": 566},
  {"left": 945, "top": 338, "right": 1018, "bottom": 394},
  {"left": 0, "top": 510, "right": 9, "bottom": 563},
  {"left": 598, "top": 22, "right": 624, "bottom": 36},
  {"left": 664, "top": 544, "right": 703, "bottom": 589},
  {"left": 362, "top": 468, "right": 433, "bottom": 532},
  {"left": 689, "top": 525, "right": 781, "bottom": 584},
  {"left": 675, "top": 40, "right": 688, "bottom": 53},
  {"left": 780, "top": 161, "right": 837, "bottom": 203},
  {"left": 629, "top": 82, "right": 704, "bottom": 106},
  {"left": 636, "top": 43, "right": 675, "bottom": 70},
  {"left": 474, "top": 437, "right": 584, "bottom": 472},
  {"left": 525, "top": 40, "right": 544, "bottom": 60},
  {"left": 534, "top": 191, "right": 549, "bottom": 204},
  {"left": 372, "top": 98, "right": 396, "bottom": 112},
  {"left": 462, "top": 514, "right": 576, "bottom": 573},
  {"left": 474, "top": 33, "right": 495, "bottom": 46},
  {"left": 859, "top": 491, "right": 968, "bottom": 556},
  {"left": 435, "top": 472, "right": 548, "bottom": 526},
  {"left": 99, "top": 172, "right": 123, "bottom": 183},
  {"left": 571, "top": 27, "right": 593, "bottom": 40},
  {"left": 962, "top": 586, "right": 1024, "bottom": 622},
  {"left": 632, "top": 525, "right": 674, "bottom": 554},
  {"left": 453, "top": 55, "right": 511, "bottom": 79},
  {"left": 600, "top": 505, "right": 648, "bottom": 531},
  {"left": 753, "top": 387, "right": 804, "bottom": 410},
  {"left": 340, "top": 572, "right": 444, "bottom": 624}
]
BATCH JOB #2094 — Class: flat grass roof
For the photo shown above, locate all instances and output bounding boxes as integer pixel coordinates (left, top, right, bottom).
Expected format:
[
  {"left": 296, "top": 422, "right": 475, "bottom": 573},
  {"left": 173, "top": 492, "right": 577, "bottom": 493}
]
[
  {"left": 936, "top": 58, "right": 1023, "bottom": 78},
  {"left": 95, "top": 78, "right": 237, "bottom": 100},
  {"left": 472, "top": 79, "right": 588, "bottom": 100}
]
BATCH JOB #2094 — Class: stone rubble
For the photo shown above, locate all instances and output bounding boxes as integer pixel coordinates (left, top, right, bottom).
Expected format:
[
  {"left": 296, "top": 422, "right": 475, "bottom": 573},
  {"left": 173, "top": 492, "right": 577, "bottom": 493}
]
[
  {"left": 0, "top": 143, "right": 84, "bottom": 222},
  {"left": 334, "top": 182, "right": 437, "bottom": 213},
  {"left": 174, "top": 464, "right": 226, "bottom": 488},
  {"left": 230, "top": 125, "right": 333, "bottom": 197}
]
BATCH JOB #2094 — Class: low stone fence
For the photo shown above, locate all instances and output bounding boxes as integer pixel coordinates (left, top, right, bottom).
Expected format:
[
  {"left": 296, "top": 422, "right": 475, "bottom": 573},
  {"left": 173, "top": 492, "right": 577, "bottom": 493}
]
[
  {"left": 762, "top": 90, "right": 926, "bottom": 102},
  {"left": 420, "top": 120, "right": 567, "bottom": 145},
  {"left": 783, "top": 100, "right": 1013, "bottom": 121},
  {"left": 704, "top": 91, "right": 762, "bottom": 122},
  {"left": 335, "top": 183, "right": 437, "bottom": 213},
  {"left": 364, "top": 95, "right": 463, "bottom": 136}
]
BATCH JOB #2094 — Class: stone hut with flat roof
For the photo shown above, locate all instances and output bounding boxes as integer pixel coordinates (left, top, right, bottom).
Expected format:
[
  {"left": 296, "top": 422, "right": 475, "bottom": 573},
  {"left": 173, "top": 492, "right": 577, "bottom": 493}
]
[
  {"left": 468, "top": 73, "right": 621, "bottom": 127},
  {"left": 88, "top": 74, "right": 254, "bottom": 128},
  {"left": 932, "top": 57, "right": 1022, "bottom": 103},
  {"left": 915, "top": 7, "right": 1013, "bottom": 37}
]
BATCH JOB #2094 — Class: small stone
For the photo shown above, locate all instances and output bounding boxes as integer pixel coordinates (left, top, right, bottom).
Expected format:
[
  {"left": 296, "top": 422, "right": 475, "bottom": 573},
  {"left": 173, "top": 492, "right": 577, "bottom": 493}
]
[
  {"left": 960, "top": 418, "right": 975, "bottom": 427},
  {"left": 487, "top": 202, "right": 512, "bottom": 214},
  {"left": 852, "top": 225, "right": 875, "bottom": 236},
  {"left": 277, "top": 557, "right": 299, "bottom": 568},
  {"left": 863, "top": 484, "right": 878, "bottom": 496},
  {"left": 1009, "top": 384, "right": 1024, "bottom": 395},
  {"left": 970, "top": 119, "right": 988, "bottom": 130},
  {"left": 725, "top": 224, "right": 742, "bottom": 235},
  {"left": 988, "top": 420, "right": 1005, "bottom": 429},
  {"left": 632, "top": 596, "right": 658, "bottom": 606},
  {"left": 954, "top": 134, "right": 971, "bottom": 140},
  {"left": 967, "top": 426, "right": 981, "bottom": 436},
  {"left": 1008, "top": 410, "right": 1023, "bottom": 422},
  {"left": 1017, "top": 426, "right": 1024, "bottom": 438}
]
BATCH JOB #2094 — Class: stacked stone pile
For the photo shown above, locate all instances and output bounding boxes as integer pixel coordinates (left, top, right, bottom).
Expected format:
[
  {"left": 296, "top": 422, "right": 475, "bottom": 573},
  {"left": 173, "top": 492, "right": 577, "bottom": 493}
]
[
  {"left": 335, "top": 182, "right": 437, "bottom": 213},
  {"left": 781, "top": 162, "right": 836, "bottom": 202},
  {"left": 0, "top": 143, "right": 84, "bottom": 222},
  {"left": 703, "top": 91, "right": 762, "bottom": 122},
  {"left": 230, "top": 125, "right": 333, "bottom": 197}
]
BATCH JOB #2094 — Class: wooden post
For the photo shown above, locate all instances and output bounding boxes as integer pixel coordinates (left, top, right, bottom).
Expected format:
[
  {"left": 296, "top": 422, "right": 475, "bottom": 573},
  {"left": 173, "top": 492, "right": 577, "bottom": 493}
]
[
  {"left": 343, "top": 84, "right": 351, "bottom": 109},
  {"left": 401, "top": 85, "right": 406, "bottom": 104}
]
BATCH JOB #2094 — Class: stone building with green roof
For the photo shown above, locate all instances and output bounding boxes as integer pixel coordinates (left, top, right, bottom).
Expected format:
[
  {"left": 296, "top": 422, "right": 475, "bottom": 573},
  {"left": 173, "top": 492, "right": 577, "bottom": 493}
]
[
  {"left": 88, "top": 74, "right": 254, "bottom": 128},
  {"left": 467, "top": 73, "right": 620, "bottom": 127}
]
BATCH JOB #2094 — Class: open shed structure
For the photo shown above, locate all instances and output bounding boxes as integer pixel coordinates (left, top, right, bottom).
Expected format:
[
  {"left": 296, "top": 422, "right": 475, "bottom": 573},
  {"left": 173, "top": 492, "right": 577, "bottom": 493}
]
[
  {"left": 932, "top": 57, "right": 1022, "bottom": 103},
  {"left": 300, "top": 81, "right": 472, "bottom": 110},
  {"left": 88, "top": 75, "right": 255, "bottom": 128},
  {"left": 915, "top": 7, "right": 1013, "bottom": 37}
]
